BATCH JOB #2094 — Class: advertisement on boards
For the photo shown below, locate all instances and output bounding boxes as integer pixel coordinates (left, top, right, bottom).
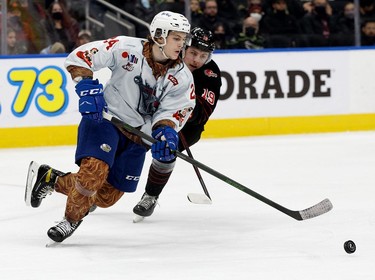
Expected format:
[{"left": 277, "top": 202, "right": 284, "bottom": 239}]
[
  {"left": 0, "top": 49, "right": 374, "bottom": 146},
  {"left": 0, "top": 56, "right": 78, "bottom": 128},
  {"left": 213, "top": 50, "right": 350, "bottom": 119}
]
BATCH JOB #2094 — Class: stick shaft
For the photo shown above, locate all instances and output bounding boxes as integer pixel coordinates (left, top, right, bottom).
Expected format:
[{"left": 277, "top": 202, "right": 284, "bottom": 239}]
[
  {"left": 104, "top": 112, "right": 332, "bottom": 221},
  {"left": 179, "top": 132, "right": 211, "bottom": 199}
]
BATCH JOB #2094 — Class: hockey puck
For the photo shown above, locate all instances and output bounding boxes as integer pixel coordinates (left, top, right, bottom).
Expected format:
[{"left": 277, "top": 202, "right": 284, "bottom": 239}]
[{"left": 344, "top": 240, "right": 356, "bottom": 254}]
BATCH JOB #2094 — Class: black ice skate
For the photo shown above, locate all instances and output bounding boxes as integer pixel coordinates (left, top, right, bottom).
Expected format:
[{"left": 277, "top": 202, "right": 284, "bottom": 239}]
[
  {"left": 25, "top": 161, "right": 66, "bottom": 208},
  {"left": 47, "top": 218, "right": 82, "bottom": 243},
  {"left": 133, "top": 192, "right": 158, "bottom": 222}
]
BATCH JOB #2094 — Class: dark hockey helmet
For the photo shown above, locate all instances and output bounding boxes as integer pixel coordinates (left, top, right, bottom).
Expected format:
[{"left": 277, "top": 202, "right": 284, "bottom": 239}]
[{"left": 190, "top": 27, "right": 215, "bottom": 53}]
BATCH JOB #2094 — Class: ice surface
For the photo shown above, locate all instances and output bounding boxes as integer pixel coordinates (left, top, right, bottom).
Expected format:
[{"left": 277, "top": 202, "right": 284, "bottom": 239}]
[{"left": 1, "top": 131, "right": 374, "bottom": 280}]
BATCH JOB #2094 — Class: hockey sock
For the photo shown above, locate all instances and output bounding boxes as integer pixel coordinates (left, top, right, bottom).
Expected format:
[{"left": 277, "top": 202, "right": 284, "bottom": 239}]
[{"left": 145, "top": 159, "right": 175, "bottom": 197}]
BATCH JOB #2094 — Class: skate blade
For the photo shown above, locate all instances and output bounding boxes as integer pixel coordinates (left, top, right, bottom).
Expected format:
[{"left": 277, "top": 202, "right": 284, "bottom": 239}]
[
  {"left": 45, "top": 240, "right": 59, "bottom": 248},
  {"left": 24, "top": 161, "right": 40, "bottom": 206},
  {"left": 133, "top": 214, "right": 145, "bottom": 223}
]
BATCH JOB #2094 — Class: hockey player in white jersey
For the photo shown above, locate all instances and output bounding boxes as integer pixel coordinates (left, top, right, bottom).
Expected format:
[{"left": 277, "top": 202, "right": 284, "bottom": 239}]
[{"left": 24, "top": 11, "right": 195, "bottom": 243}]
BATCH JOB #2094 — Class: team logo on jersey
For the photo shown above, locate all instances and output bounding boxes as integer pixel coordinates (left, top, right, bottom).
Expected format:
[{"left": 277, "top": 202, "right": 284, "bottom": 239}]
[
  {"left": 100, "top": 143, "right": 112, "bottom": 153},
  {"left": 173, "top": 107, "right": 193, "bottom": 127},
  {"left": 204, "top": 69, "right": 218, "bottom": 78},
  {"left": 122, "top": 53, "right": 138, "bottom": 71},
  {"left": 76, "top": 48, "right": 99, "bottom": 67},
  {"left": 122, "top": 62, "right": 134, "bottom": 71},
  {"left": 168, "top": 74, "right": 178, "bottom": 86},
  {"left": 128, "top": 53, "right": 139, "bottom": 64}
]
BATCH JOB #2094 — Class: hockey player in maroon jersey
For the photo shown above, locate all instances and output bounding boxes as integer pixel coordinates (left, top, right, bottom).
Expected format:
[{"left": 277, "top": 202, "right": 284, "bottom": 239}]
[{"left": 133, "top": 27, "right": 222, "bottom": 221}]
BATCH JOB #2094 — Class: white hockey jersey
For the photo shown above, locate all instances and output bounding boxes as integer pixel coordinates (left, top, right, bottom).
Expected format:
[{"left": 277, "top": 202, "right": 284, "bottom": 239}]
[{"left": 64, "top": 36, "right": 195, "bottom": 133}]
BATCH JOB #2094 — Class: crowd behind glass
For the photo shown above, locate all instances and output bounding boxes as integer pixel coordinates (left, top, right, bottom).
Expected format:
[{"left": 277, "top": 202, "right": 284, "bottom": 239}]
[{"left": 1, "top": 0, "right": 375, "bottom": 55}]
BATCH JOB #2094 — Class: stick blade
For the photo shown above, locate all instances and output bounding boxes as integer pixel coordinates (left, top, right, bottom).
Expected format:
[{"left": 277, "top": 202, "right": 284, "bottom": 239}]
[
  {"left": 187, "top": 193, "right": 212, "bottom": 205},
  {"left": 298, "top": 198, "right": 333, "bottom": 220}
]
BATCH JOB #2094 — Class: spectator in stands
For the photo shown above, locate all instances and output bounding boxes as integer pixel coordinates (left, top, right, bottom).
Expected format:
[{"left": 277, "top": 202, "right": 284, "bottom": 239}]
[
  {"left": 332, "top": 1, "right": 355, "bottom": 46},
  {"left": 247, "top": 0, "right": 264, "bottom": 20},
  {"left": 212, "top": 22, "right": 229, "bottom": 49},
  {"left": 7, "top": 0, "right": 44, "bottom": 53},
  {"left": 302, "top": 1, "right": 314, "bottom": 14},
  {"left": 326, "top": 0, "right": 347, "bottom": 15},
  {"left": 75, "top": 29, "right": 92, "bottom": 48},
  {"left": 40, "top": 41, "right": 66, "bottom": 54},
  {"left": 298, "top": 0, "right": 337, "bottom": 46},
  {"left": 360, "top": 0, "right": 375, "bottom": 23},
  {"left": 217, "top": 0, "right": 241, "bottom": 33},
  {"left": 265, "top": 0, "right": 307, "bottom": 19},
  {"left": 247, "top": 0, "right": 263, "bottom": 14},
  {"left": 260, "top": 0, "right": 300, "bottom": 47},
  {"left": 41, "top": 0, "right": 79, "bottom": 53},
  {"left": 67, "top": 0, "right": 86, "bottom": 29},
  {"left": 217, "top": 0, "right": 238, "bottom": 19},
  {"left": 123, "top": 0, "right": 157, "bottom": 38},
  {"left": 18, "top": 0, "right": 47, "bottom": 52},
  {"left": 7, "top": 27, "right": 27, "bottom": 54},
  {"left": 190, "top": 0, "right": 203, "bottom": 28},
  {"left": 229, "top": 15, "right": 265, "bottom": 49},
  {"left": 361, "top": 20, "right": 375, "bottom": 45},
  {"left": 198, "top": 0, "right": 234, "bottom": 38}
]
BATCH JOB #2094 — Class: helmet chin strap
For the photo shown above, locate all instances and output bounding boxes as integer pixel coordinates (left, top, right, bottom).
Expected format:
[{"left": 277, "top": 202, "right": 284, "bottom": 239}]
[
  {"left": 159, "top": 46, "right": 170, "bottom": 60},
  {"left": 153, "top": 37, "right": 171, "bottom": 60}
]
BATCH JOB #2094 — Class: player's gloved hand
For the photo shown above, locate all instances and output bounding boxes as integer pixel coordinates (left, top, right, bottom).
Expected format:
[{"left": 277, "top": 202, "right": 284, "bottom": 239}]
[
  {"left": 151, "top": 126, "right": 179, "bottom": 162},
  {"left": 75, "top": 78, "right": 107, "bottom": 121}
]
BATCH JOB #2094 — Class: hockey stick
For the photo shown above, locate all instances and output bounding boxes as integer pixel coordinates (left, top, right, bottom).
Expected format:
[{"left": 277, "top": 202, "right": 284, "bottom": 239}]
[
  {"left": 103, "top": 112, "right": 333, "bottom": 221},
  {"left": 179, "top": 132, "right": 212, "bottom": 205}
]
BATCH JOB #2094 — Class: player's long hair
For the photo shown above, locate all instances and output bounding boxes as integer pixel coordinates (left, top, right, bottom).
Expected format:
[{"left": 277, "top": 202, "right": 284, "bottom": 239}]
[{"left": 143, "top": 36, "right": 182, "bottom": 79}]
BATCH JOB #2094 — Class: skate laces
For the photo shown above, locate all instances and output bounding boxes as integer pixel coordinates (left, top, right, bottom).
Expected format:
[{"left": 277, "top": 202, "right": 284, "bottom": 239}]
[
  {"left": 54, "top": 219, "right": 79, "bottom": 236},
  {"left": 138, "top": 194, "right": 158, "bottom": 210},
  {"left": 36, "top": 184, "right": 53, "bottom": 199},
  {"left": 35, "top": 169, "right": 55, "bottom": 199}
]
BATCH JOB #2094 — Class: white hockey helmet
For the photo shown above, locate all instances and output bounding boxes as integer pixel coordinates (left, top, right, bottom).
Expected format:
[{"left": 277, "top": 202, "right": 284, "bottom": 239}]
[{"left": 149, "top": 11, "right": 191, "bottom": 46}]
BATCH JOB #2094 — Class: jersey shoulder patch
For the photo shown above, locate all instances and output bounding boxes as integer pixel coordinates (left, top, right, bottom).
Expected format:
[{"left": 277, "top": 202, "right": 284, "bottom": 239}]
[{"left": 203, "top": 69, "right": 218, "bottom": 78}]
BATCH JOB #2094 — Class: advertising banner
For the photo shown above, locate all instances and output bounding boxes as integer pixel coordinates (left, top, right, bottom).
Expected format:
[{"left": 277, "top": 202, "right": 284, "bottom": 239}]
[{"left": 1, "top": 48, "right": 375, "bottom": 147}]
